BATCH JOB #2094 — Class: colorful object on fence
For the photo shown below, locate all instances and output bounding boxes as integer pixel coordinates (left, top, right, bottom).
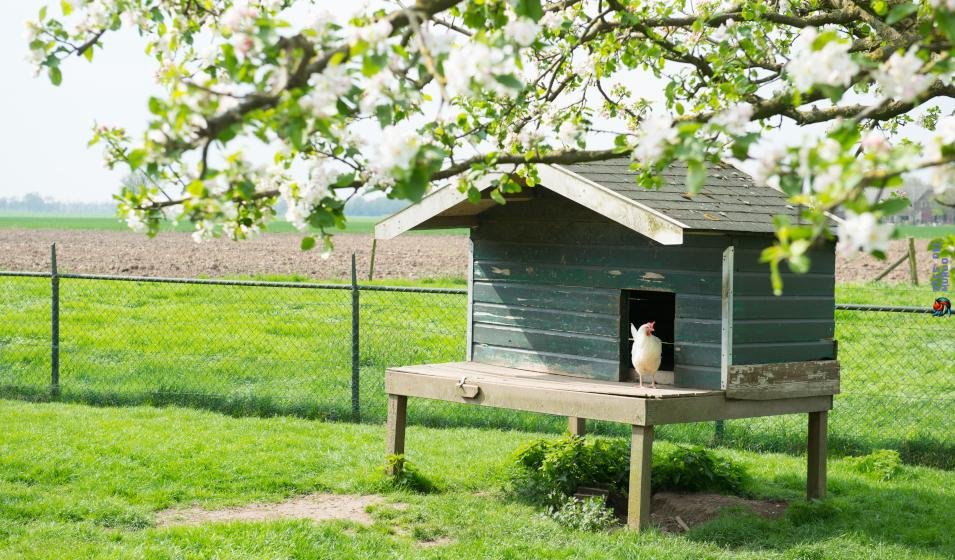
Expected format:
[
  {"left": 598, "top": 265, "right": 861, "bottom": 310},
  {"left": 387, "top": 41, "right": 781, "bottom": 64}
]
[{"left": 932, "top": 297, "right": 952, "bottom": 317}]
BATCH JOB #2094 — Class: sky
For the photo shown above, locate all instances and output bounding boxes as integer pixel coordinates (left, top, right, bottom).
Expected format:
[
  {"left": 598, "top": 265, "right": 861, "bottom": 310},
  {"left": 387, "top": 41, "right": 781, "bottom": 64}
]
[{"left": 1, "top": 1, "right": 160, "bottom": 202}]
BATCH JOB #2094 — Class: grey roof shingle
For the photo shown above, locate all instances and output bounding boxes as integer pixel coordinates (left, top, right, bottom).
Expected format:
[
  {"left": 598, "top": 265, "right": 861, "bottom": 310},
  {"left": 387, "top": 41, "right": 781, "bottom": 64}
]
[{"left": 560, "top": 159, "right": 800, "bottom": 232}]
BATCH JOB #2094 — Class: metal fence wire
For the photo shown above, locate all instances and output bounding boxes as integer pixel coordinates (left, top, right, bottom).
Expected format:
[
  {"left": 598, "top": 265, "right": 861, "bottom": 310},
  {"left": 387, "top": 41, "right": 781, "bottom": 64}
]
[{"left": 1, "top": 256, "right": 952, "bottom": 468}]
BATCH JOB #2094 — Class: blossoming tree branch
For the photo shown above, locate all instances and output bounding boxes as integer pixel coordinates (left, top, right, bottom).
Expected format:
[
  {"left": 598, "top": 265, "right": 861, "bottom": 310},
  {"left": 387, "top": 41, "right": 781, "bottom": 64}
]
[{"left": 26, "top": 0, "right": 955, "bottom": 291}]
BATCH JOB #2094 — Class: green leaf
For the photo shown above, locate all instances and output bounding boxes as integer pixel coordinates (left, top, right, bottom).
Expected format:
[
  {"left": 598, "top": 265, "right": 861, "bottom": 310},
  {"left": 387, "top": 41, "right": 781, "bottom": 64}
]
[
  {"left": 938, "top": 10, "right": 955, "bottom": 44},
  {"left": 874, "top": 197, "right": 910, "bottom": 215},
  {"left": 886, "top": 3, "right": 917, "bottom": 25},
  {"left": 872, "top": 0, "right": 888, "bottom": 16},
  {"left": 493, "top": 74, "right": 524, "bottom": 91},
  {"left": 147, "top": 97, "right": 163, "bottom": 115},
  {"left": 361, "top": 53, "right": 386, "bottom": 77},
  {"left": 514, "top": 0, "right": 544, "bottom": 21},
  {"left": 60, "top": 1, "right": 72, "bottom": 16},
  {"left": 489, "top": 189, "right": 506, "bottom": 204},
  {"left": 126, "top": 149, "right": 146, "bottom": 170},
  {"left": 300, "top": 236, "right": 316, "bottom": 251},
  {"left": 685, "top": 160, "right": 706, "bottom": 193},
  {"left": 48, "top": 65, "right": 62, "bottom": 86}
]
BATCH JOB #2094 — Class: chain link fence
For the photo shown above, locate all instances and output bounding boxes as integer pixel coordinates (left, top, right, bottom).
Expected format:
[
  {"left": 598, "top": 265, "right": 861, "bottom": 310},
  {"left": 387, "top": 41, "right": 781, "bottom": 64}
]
[{"left": 1, "top": 261, "right": 952, "bottom": 467}]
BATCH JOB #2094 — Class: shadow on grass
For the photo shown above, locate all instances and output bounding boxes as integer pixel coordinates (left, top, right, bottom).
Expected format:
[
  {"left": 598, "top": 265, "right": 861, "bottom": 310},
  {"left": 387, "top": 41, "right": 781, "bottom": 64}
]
[
  {"left": 3, "top": 381, "right": 953, "bottom": 470},
  {"left": 685, "top": 482, "right": 954, "bottom": 558}
]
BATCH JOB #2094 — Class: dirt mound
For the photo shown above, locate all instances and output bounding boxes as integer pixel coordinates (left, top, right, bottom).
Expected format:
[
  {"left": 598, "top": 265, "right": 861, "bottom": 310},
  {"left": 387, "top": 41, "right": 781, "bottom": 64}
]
[
  {"left": 155, "top": 493, "right": 391, "bottom": 527},
  {"left": 650, "top": 491, "right": 786, "bottom": 533}
]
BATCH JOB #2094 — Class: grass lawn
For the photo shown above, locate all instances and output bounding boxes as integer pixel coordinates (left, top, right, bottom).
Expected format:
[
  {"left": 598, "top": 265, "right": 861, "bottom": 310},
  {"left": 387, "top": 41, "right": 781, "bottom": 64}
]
[
  {"left": 1, "top": 276, "right": 952, "bottom": 467},
  {"left": 895, "top": 224, "right": 955, "bottom": 239},
  {"left": 1, "top": 399, "right": 953, "bottom": 559},
  {"left": 0, "top": 215, "right": 468, "bottom": 236}
]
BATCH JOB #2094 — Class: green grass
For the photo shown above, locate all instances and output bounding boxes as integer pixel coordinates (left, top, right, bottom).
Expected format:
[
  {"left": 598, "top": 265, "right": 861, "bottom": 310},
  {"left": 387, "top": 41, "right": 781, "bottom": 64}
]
[
  {"left": 895, "top": 225, "right": 955, "bottom": 239},
  {"left": 0, "top": 399, "right": 953, "bottom": 559},
  {"left": 0, "top": 215, "right": 467, "bottom": 235},
  {"left": 1, "top": 277, "right": 952, "bottom": 467}
]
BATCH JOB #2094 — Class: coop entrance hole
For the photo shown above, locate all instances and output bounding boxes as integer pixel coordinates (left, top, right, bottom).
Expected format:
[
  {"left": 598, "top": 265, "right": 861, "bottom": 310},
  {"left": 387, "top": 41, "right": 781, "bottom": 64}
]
[{"left": 622, "top": 290, "right": 675, "bottom": 376}]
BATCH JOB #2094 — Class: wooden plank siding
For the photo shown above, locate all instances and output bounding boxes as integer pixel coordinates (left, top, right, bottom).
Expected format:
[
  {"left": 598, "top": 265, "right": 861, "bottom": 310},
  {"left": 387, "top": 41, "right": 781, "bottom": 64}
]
[{"left": 467, "top": 190, "right": 837, "bottom": 388}]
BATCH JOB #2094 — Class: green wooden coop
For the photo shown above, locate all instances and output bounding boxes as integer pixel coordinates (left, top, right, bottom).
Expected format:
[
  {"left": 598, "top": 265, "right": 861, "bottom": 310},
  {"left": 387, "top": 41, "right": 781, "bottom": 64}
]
[{"left": 375, "top": 158, "right": 840, "bottom": 530}]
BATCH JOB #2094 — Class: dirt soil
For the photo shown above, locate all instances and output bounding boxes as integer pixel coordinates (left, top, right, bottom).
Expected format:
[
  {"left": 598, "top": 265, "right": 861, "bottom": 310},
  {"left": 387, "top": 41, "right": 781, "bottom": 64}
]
[
  {"left": 155, "top": 493, "right": 390, "bottom": 527},
  {"left": 0, "top": 229, "right": 468, "bottom": 281},
  {"left": 0, "top": 228, "right": 937, "bottom": 284},
  {"left": 650, "top": 491, "right": 787, "bottom": 533}
]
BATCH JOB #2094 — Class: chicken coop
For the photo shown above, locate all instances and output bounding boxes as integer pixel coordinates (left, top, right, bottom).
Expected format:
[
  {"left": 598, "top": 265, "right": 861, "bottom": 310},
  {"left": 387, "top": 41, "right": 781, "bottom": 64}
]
[{"left": 375, "top": 158, "right": 839, "bottom": 530}]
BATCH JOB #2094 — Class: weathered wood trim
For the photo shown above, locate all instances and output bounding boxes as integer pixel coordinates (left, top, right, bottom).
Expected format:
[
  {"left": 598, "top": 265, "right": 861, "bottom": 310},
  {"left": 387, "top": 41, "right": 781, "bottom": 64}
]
[
  {"left": 568, "top": 416, "right": 587, "bottom": 436},
  {"left": 376, "top": 164, "right": 688, "bottom": 243},
  {"left": 466, "top": 238, "right": 475, "bottom": 361},
  {"left": 628, "top": 425, "right": 654, "bottom": 531},
  {"left": 720, "top": 246, "right": 734, "bottom": 390},
  {"left": 726, "top": 360, "right": 840, "bottom": 400},
  {"left": 807, "top": 411, "right": 827, "bottom": 500},
  {"left": 375, "top": 177, "right": 491, "bottom": 239},
  {"left": 643, "top": 394, "right": 832, "bottom": 425},
  {"left": 414, "top": 216, "right": 480, "bottom": 229},
  {"left": 543, "top": 164, "right": 686, "bottom": 245},
  {"left": 385, "top": 394, "right": 408, "bottom": 473},
  {"left": 386, "top": 365, "right": 833, "bottom": 426},
  {"left": 385, "top": 369, "right": 648, "bottom": 424}
]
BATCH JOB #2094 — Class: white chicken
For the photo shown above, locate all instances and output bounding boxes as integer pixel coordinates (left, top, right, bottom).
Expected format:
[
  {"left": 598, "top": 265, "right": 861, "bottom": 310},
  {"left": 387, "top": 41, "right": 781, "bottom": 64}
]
[{"left": 631, "top": 322, "right": 662, "bottom": 388}]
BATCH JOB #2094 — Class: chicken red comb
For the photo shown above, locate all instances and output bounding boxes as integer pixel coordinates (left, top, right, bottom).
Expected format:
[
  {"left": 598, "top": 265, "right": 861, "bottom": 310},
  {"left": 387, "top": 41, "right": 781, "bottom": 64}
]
[{"left": 646, "top": 321, "right": 656, "bottom": 329}]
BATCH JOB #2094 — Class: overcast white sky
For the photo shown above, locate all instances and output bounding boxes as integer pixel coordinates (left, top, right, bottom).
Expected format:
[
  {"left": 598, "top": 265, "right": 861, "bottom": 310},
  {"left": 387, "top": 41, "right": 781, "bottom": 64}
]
[{"left": 1, "top": 1, "right": 161, "bottom": 202}]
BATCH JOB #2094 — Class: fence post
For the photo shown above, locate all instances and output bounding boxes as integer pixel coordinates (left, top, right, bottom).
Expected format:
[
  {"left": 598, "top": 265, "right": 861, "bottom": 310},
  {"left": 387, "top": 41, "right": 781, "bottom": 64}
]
[
  {"left": 351, "top": 252, "right": 360, "bottom": 422},
  {"left": 50, "top": 243, "right": 60, "bottom": 396},
  {"left": 368, "top": 238, "right": 377, "bottom": 281},
  {"left": 907, "top": 237, "right": 919, "bottom": 286}
]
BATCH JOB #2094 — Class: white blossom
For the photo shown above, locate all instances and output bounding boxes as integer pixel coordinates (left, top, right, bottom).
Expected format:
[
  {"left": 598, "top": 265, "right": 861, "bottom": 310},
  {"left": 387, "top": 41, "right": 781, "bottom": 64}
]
[
  {"left": 872, "top": 47, "right": 932, "bottom": 102},
  {"left": 839, "top": 211, "right": 893, "bottom": 254},
  {"left": 539, "top": 11, "right": 565, "bottom": 31},
  {"left": 929, "top": 0, "right": 955, "bottom": 10},
  {"left": 444, "top": 42, "right": 521, "bottom": 97},
  {"left": 347, "top": 19, "right": 393, "bottom": 45},
  {"left": 373, "top": 124, "right": 421, "bottom": 172},
  {"left": 786, "top": 27, "right": 859, "bottom": 91},
  {"left": 192, "top": 220, "right": 215, "bottom": 243},
  {"left": 222, "top": 1, "right": 258, "bottom": 33},
  {"left": 750, "top": 140, "right": 786, "bottom": 187},
  {"left": 571, "top": 50, "right": 596, "bottom": 76},
  {"left": 925, "top": 115, "right": 955, "bottom": 162},
  {"left": 711, "top": 102, "right": 753, "bottom": 135},
  {"left": 711, "top": 18, "right": 736, "bottom": 42},
  {"left": 504, "top": 17, "right": 540, "bottom": 47},
  {"left": 631, "top": 115, "right": 677, "bottom": 164},
  {"left": 557, "top": 120, "right": 582, "bottom": 147},
  {"left": 125, "top": 212, "right": 148, "bottom": 233},
  {"left": 300, "top": 64, "right": 351, "bottom": 118},
  {"left": 861, "top": 131, "right": 890, "bottom": 155}
]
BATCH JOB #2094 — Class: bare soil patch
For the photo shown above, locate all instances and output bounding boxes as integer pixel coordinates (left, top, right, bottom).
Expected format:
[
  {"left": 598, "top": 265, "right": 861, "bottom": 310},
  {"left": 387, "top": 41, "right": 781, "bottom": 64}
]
[
  {"left": 650, "top": 491, "right": 787, "bottom": 533},
  {"left": 155, "top": 493, "right": 391, "bottom": 527},
  {"left": 836, "top": 238, "right": 943, "bottom": 284},
  {"left": 0, "top": 229, "right": 468, "bottom": 281},
  {"left": 0, "top": 228, "right": 937, "bottom": 286}
]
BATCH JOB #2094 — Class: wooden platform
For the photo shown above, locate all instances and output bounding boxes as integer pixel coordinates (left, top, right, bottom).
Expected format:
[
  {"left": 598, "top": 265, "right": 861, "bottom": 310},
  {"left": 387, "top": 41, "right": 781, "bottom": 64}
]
[
  {"left": 384, "top": 361, "right": 832, "bottom": 531},
  {"left": 385, "top": 362, "right": 832, "bottom": 426}
]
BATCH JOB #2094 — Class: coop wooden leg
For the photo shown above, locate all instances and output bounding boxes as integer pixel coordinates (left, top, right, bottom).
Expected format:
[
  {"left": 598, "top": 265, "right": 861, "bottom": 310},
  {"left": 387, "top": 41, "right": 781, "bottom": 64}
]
[
  {"left": 385, "top": 394, "right": 407, "bottom": 474},
  {"left": 568, "top": 416, "right": 586, "bottom": 437},
  {"left": 807, "top": 411, "right": 827, "bottom": 500},
  {"left": 628, "top": 424, "right": 654, "bottom": 530}
]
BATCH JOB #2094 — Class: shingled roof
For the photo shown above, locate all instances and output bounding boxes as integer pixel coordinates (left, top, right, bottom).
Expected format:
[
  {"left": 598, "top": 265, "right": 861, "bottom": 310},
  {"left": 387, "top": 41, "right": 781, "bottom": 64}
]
[
  {"left": 375, "top": 158, "right": 801, "bottom": 246},
  {"left": 561, "top": 159, "right": 800, "bottom": 233}
]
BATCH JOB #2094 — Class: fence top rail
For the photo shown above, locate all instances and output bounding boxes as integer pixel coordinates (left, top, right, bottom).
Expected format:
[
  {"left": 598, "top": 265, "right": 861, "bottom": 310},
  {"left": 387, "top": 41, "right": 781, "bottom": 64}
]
[
  {"left": 835, "top": 303, "right": 934, "bottom": 313},
  {"left": 0, "top": 270, "right": 933, "bottom": 303},
  {"left": 0, "top": 271, "right": 51, "bottom": 278},
  {"left": 1, "top": 270, "right": 467, "bottom": 294}
]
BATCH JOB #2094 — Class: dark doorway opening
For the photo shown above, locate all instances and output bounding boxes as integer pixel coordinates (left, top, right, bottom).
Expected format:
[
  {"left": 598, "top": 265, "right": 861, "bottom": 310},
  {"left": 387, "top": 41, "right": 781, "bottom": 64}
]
[{"left": 621, "top": 290, "right": 675, "bottom": 376}]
